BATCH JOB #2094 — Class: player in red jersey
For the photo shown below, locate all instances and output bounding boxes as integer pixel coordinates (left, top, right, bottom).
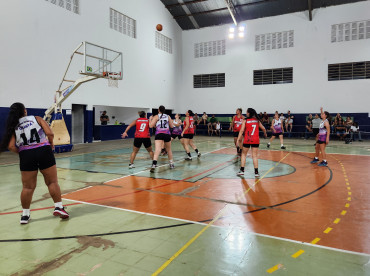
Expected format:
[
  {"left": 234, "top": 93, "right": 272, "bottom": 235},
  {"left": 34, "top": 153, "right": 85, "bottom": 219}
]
[
  {"left": 181, "top": 110, "right": 201, "bottom": 160},
  {"left": 229, "top": 108, "right": 245, "bottom": 155},
  {"left": 121, "top": 111, "right": 153, "bottom": 169},
  {"left": 237, "top": 108, "right": 267, "bottom": 177}
]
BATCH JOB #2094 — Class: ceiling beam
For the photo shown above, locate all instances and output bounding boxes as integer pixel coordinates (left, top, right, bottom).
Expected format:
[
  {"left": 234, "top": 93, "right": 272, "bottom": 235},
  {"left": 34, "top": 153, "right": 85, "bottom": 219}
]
[
  {"left": 165, "top": 0, "right": 208, "bottom": 9},
  {"left": 224, "top": 0, "right": 238, "bottom": 25},
  {"left": 308, "top": 0, "right": 313, "bottom": 21},
  {"left": 174, "top": 0, "right": 276, "bottom": 19}
]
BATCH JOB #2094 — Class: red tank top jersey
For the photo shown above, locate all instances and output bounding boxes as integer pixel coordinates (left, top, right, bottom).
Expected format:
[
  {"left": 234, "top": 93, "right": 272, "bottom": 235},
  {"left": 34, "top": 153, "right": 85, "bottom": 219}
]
[
  {"left": 184, "top": 117, "right": 194, "bottom": 134},
  {"left": 233, "top": 116, "right": 244, "bottom": 132},
  {"left": 243, "top": 118, "right": 260, "bottom": 144},
  {"left": 135, "top": 118, "right": 150, "bottom": 138}
]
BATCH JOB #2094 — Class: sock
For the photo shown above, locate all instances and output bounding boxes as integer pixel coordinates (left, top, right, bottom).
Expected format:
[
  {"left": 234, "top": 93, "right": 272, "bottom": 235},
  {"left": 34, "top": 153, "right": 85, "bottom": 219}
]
[
  {"left": 153, "top": 160, "right": 158, "bottom": 165},
  {"left": 169, "top": 160, "right": 173, "bottom": 164},
  {"left": 323, "top": 160, "right": 327, "bottom": 163},
  {"left": 314, "top": 157, "right": 319, "bottom": 160},
  {"left": 55, "top": 202, "right": 63, "bottom": 209},
  {"left": 240, "top": 167, "right": 244, "bottom": 172},
  {"left": 254, "top": 168, "right": 259, "bottom": 174},
  {"left": 195, "top": 149, "right": 199, "bottom": 154},
  {"left": 268, "top": 142, "right": 271, "bottom": 145},
  {"left": 281, "top": 144, "right": 284, "bottom": 147},
  {"left": 22, "top": 209, "right": 30, "bottom": 216},
  {"left": 187, "top": 152, "right": 191, "bottom": 157}
]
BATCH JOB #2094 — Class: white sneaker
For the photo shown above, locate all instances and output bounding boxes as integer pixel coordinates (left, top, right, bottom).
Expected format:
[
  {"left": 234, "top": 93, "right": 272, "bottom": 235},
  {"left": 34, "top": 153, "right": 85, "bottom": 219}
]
[
  {"left": 129, "top": 163, "right": 135, "bottom": 169},
  {"left": 255, "top": 173, "right": 260, "bottom": 178},
  {"left": 150, "top": 164, "right": 157, "bottom": 173},
  {"left": 237, "top": 170, "right": 244, "bottom": 176},
  {"left": 197, "top": 152, "right": 201, "bottom": 158},
  {"left": 185, "top": 156, "right": 192, "bottom": 161}
]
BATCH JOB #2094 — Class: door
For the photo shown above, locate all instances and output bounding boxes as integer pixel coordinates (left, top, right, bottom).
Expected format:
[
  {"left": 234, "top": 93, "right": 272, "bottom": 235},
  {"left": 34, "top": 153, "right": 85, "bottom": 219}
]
[{"left": 72, "top": 104, "right": 86, "bottom": 144}]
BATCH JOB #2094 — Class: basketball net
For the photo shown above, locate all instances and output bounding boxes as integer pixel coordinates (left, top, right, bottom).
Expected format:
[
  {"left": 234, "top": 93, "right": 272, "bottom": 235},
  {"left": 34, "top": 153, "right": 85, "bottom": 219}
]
[{"left": 108, "top": 76, "right": 118, "bottom": 88}]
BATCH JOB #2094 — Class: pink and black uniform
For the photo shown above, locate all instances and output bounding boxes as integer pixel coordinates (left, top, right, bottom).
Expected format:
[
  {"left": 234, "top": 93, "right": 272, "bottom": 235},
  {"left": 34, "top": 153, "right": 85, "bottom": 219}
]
[
  {"left": 272, "top": 119, "right": 283, "bottom": 137},
  {"left": 155, "top": 113, "right": 171, "bottom": 142},
  {"left": 171, "top": 119, "right": 182, "bottom": 139},
  {"left": 318, "top": 119, "right": 328, "bottom": 144},
  {"left": 134, "top": 118, "right": 151, "bottom": 148},
  {"left": 15, "top": 116, "right": 55, "bottom": 171}
]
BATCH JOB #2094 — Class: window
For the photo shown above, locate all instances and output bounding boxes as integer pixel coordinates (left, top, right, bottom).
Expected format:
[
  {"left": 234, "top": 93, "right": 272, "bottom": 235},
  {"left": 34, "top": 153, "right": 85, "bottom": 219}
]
[
  {"left": 255, "top": 30, "right": 294, "bottom": 51},
  {"left": 193, "top": 73, "right": 225, "bottom": 88},
  {"left": 253, "top": 67, "right": 293, "bottom": 85},
  {"left": 332, "top": 20, "right": 370, "bottom": 42},
  {"left": 194, "top": 40, "right": 226, "bottom": 58},
  {"left": 328, "top": 61, "right": 370, "bottom": 81},
  {"left": 155, "top": 32, "right": 172, "bottom": 54},
  {"left": 110, "top": 8, "right": 136, "bottom": 39},
  {"left": 45, "top": 0, "right": 79, "bottom": 14}
]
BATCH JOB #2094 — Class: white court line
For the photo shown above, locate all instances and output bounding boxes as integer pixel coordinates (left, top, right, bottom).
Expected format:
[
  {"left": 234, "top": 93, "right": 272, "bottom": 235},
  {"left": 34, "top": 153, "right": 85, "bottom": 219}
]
[
  {"left": 62, "top": 185, "right": 92, "bottom": 196},
  {"left": 263, "top": 147, "right": 370, "bottom": 157},
  {"left": 63, "top": 198, "right": 223, "bottom": 229},
  {"left": 253, "top": 232, "right": 370, "bottom": 257},
  {"left": 63, "top": 198, "right": 370, "bottom": 258}
]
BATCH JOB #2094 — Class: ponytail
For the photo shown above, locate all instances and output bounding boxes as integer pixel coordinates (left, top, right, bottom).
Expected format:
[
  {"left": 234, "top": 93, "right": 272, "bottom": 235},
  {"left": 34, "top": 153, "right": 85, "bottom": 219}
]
[
  {"left": 0, "top": 102, "right": 25, "bottom": 152},
  {"left": 247, "top": 108, "right": 258, "bottom": 120},
  {"left": 159, "top": 105, "right": 165, "bottom": 119},
  {"left": 188, "top": 110, "right": 194, "bottom": 117}
]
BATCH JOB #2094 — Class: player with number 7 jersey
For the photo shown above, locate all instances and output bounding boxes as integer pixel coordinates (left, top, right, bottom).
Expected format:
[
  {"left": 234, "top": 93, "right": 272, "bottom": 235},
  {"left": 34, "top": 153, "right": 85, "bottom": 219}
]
[{"left": 121, "top": 111, "right": 154, "bottom": 169}]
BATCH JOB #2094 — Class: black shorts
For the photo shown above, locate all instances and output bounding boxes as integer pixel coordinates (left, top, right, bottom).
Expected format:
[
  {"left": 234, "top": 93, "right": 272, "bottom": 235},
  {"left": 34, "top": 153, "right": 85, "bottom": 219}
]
[
  {"left": 313, "top": 128, "right": 319, "bottom": 136},
  {"left": 317, "top": 140, "right": 327, "bottom": 144},
  {"left": 19, "top": 145, "right": 56, "bottom": 171},
  {"left": 155, "top": 133, "right": 171, "bottom": 142},
  {"left": 183, "top": 134, "right": 194, "bottom": 139},
  {"left": 171, "top": 134, "right": 183, "bottom": 140},
  {"left": 233, "top": 132, "right": 240, "bottom": 138},
  {"left": 243, "top": 144, "right": 259, "bottom": 148},
  {"left": 273, "top": 132, "right": 283, "bottom": 137},
  {"left": 133, "top": 138, "right": 151, "bottom": 148}
]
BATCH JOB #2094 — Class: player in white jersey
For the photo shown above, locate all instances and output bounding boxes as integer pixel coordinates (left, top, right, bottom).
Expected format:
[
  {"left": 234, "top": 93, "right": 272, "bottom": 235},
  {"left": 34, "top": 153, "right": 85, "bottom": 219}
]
[
  {"left": 267, "top": 112, "right": 286, "bottom": 149},
  {"left": 310, "top": 107, "right": 331, "bottom": 167},
  {"left": 149, "top": 105, "right": 174, "bottom": 172},
  {"left": 0, "top": 103, "right": 69, "bottom": 224}
]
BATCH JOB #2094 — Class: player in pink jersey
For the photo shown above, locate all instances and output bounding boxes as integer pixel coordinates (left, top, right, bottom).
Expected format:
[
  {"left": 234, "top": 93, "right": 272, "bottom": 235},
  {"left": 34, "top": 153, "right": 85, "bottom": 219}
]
[
  {"left": 121, "top": 111, "right": 154, "bottom": 169},
  {"left": 267, "top": 112, "right": 286, "bottom": 150},
  {"left": 310, "top": 107, "right": 331, "bottom": 167},
  {"left": 0, "top": 103, "right": 69, "bottom": 224}
]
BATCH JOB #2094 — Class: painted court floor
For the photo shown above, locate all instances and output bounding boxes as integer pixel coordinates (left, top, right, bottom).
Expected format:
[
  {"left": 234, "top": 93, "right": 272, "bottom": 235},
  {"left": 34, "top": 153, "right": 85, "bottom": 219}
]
[{"left": 0, "top": 137, "right": 370, "bottom": 275}]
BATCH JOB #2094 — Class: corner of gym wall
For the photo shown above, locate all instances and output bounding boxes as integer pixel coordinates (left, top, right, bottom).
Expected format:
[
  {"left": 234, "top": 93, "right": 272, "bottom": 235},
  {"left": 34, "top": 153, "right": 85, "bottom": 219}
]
[
  {"left": 0, "top": 0, "right": 182, "bottom": 111},
  {"left": 178, "top": 1, "right": 370, "bottom": 114}
]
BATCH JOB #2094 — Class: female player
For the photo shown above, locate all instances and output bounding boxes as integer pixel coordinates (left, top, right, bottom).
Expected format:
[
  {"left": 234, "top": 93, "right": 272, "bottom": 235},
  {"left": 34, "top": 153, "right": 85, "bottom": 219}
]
[
  {"left": 237, "top": 108, "right": 267, "bottom": 177},
  {"left": 181, "top": 110, "right": 201, "bottom": 160},
  {"left": 0, "top": 102, "right": 69, "bottom": 224},
  {"left": 171, "top": 113, "right": 184, "bottom": 145},
  {"left": 310, "top": 107, "right": 330, "bottom": 166},
  {"left": 121, "top": 111, "right": 153, "bottom": 169},
  {"left": 267, "top": 112, "right": 286, "bottom": 149},
  {"left": 229, "top": 108, "right": 244, "bottom": 155},
  {"left": 149, "top": 106, "right": 174, "bottom": 172}
]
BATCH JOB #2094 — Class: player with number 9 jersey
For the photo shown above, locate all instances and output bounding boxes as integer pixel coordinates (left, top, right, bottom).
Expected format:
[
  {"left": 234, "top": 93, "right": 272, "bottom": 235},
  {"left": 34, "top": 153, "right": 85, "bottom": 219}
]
[{"left": 135, "top": 118, "right": 150, "bottom": 138}]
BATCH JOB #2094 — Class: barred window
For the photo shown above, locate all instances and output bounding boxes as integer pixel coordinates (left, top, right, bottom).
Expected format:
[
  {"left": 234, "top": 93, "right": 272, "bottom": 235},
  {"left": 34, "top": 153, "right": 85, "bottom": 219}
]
[
  {"left": 256, "top": 30, "right": 293, "bottom": 51},
  {"left": 328, "top": 61, "right": 370, "bottom": 81},
  {"left": 331, "top": 20, "right": 370, "bottom": 43},
  {"left": 155, "top": 32, "right": 172, "bottom": 54},
  {"left": 254, "top": 68, "right": 293, "bottom": 85},
  {"left": 193, "top": 73, "right": 225, "bottom": 88},
  {"left": 110, "top": 8, "right": 136, "bottom": 39},
  {"left": 194, "top": 40, "right": 226, "bottom": 58},
  {"left": 45, "top": 0, "right": 79, "bottom": 14}
]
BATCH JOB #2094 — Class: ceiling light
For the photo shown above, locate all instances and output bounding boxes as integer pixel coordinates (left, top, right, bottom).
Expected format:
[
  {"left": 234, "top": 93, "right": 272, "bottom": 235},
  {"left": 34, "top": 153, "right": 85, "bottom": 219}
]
[
  {"left": 238, "top": 26, "right": 245, "bottom": 32},
  {"left": 229, "top": 27, "right": 235, "bottom": 33},
  {"left": 229, "top": 33, "right": 235, "bottom": 39},
  {"left": 238, "top": 32, "right": 244, "bottom": 38}
]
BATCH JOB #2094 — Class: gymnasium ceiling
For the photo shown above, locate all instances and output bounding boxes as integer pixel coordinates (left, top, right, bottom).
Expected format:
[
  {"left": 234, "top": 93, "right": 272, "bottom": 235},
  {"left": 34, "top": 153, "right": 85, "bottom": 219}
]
[{"left": 160, "top": 0, "right": 367, "bottom": 30}]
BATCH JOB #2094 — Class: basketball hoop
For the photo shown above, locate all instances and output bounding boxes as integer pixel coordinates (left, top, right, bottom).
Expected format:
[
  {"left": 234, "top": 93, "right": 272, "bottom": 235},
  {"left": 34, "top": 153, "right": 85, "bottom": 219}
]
[{"left": 104, "top": 72, "right": 121, "bottom": 88}]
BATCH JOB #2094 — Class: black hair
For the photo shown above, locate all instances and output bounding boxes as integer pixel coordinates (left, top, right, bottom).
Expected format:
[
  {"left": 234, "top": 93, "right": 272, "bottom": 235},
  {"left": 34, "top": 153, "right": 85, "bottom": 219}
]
[
  {"left": 237, "top": 108, "right": 242, "bottom": 113},
  {"left": 324, "top": 111, "right": 331, "bottom": 124},
  {"left": 247, "top": 108, "right": 258, "bottom": 120},
  {"left": 188, "top": 110, "right": 194, "bottom": 116},
  {"left": 158, "top": 105, "right": 165, "bottom": 119},
  {"left": 0, "top": 102, "right": 25, "bottom": 152},
  {"left": 138, "top": 111, "right": 146, "bottom": 118}
]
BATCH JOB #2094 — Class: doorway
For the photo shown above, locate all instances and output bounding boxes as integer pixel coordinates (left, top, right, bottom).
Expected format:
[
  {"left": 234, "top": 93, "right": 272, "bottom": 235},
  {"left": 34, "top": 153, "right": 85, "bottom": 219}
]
[{"left": 72, "top": 104, "right": 86, "bottom": 144}]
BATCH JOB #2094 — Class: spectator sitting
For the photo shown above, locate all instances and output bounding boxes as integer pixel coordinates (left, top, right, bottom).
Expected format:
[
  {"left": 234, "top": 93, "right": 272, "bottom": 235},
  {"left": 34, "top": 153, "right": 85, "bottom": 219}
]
[
  {"left": 200, "top": 112, "right": 208, "bottom": 125},
  {"left": 350, "top": 122, "right": 362, "bottom": 141},
  {"left": 100, "top": 111, "right": 109, "bottom": 125},
  {"left": 287, "top": 110, "right": 294, "bottom": 120},
  {"left": 259, "top": 112, "right": 263, "bottom": 120},
  {"left": 305, "top": 114, "right": 313, "bottom": 139},
  {"left": 215, "top": 121, "right": 221, "bottom": 136},
  {"left": 344, "top": 116, "right": 353, "bottom": 131},
  {"left": 208, "top": 115, "right": 217, "bottom": 136},
  {"left": 285, "top": 116, "right": 293, "bottom": 133},
  {"left": 262, "top": 112, "right": 270, "bottom": 129},
  {"left": 279, "top": 113, "right": 286, "bottom": 123},
  {"left": 335, "top": 118, "right": 346, "bottom": 140}
]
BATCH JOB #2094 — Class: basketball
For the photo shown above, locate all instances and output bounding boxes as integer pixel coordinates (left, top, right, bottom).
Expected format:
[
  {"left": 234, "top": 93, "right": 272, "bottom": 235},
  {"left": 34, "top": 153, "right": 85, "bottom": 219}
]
[{"left": 156, "top": 24, "right": 163, "bottom": 32}]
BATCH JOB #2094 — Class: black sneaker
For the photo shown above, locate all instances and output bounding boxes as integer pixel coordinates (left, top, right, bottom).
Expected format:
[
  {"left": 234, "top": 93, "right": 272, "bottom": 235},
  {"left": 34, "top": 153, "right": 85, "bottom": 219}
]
[
  {"left": 20, "top": 215, "right": 30, "bottom": 224},
  {"left": 267, "top": 144, "right": 270, "bottom": 148},
  {"left": 53, "top": 207, "right": 69, "bottom": 219},
  {"left": 281, "top": 146, "right": 286, "bottom": 149}
]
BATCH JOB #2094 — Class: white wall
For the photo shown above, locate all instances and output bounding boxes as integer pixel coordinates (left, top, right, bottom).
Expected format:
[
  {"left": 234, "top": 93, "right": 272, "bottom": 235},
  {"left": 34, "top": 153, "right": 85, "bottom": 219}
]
[
  {"left": 177, "top": 1, "right": 370, "bottom": 114},
  {"left": 93, "top": 105, "right": 150, "bottom": 125},
  {"left": 0, "top": 0, "right": 182, "bottom": 112}
]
